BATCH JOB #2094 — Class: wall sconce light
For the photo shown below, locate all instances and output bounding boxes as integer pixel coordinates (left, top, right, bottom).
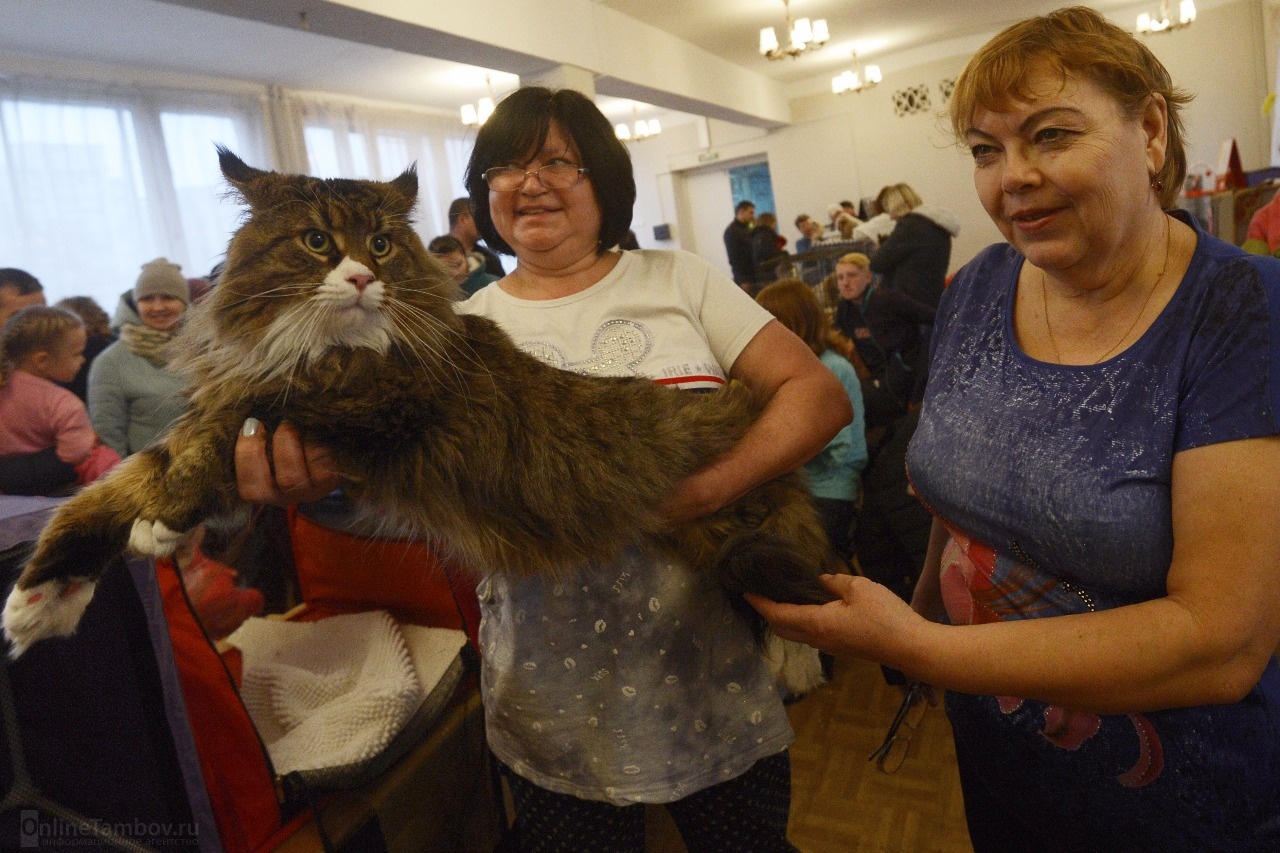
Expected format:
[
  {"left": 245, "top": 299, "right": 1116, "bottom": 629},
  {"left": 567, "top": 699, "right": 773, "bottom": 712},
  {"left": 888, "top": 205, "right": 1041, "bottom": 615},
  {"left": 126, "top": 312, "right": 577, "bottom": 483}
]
[
  {"left": 832, "top": 55, "right": 882, "bottom": 95},
  {"left": 1137, "top": 0, "right": 1196, "bottom": 34},
  {"left": 760, "top": 0, "right": 829, "bottom": 61}
]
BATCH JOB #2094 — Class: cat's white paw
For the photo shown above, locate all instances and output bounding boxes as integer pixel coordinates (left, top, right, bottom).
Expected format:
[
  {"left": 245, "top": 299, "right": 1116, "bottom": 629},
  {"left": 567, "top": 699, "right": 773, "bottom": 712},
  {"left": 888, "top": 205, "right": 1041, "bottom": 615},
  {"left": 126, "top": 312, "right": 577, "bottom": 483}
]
[
  {"left": 763, "top": 630, "right": 826, "bottom": 698},
  {"left": 3, "top": 578, "right": 97, "bottom": 659},
  {"left": 129, "top": 518, "right": 184, "bottom": 557}
]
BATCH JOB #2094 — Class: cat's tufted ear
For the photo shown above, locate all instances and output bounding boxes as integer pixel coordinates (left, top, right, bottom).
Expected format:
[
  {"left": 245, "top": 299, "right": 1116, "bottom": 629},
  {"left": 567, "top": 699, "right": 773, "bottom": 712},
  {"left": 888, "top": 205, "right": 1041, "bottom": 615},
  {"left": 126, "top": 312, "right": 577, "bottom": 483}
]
[
  {"left": 216, "top": 145, "right": 270, "bottom": 202},
  {"left": 389, "top": 163, "right": 419, "bottom": 207}
]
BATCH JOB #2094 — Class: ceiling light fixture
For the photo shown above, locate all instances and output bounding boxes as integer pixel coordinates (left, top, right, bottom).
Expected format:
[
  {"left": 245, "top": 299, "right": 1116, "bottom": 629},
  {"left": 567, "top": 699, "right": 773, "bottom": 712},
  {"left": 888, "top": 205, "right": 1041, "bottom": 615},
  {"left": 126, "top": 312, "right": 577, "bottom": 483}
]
[
  {"left": 759, "top": 0, "right": 829, "bottom": 61},
  {"left": 1137, "top": 0, "right": 1196, "bottom": 34},
  {"left": 615, "top": 107, "right": 661, "bottom": 142},
  {"left": 460, "top": 75, "right": 496, "bottom": 128},
  {"left": 832, "top": 54, "right": 882, "bottom": 95}
]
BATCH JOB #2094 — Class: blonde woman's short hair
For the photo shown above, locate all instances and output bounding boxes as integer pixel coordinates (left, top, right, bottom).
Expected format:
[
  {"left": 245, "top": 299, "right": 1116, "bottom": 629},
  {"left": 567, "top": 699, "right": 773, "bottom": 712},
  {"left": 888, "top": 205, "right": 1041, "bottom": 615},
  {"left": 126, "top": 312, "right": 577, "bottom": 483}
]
[{"left": 948, "top": 5, "right": 1191, "bottom": 208}]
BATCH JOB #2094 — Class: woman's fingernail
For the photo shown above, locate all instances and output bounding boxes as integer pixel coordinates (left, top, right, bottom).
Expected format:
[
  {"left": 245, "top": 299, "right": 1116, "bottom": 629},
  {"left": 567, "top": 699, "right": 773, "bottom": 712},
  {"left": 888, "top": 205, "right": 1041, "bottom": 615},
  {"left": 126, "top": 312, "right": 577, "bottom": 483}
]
[{"left": 241, "top": 417, "right": 262, "bottom": 438}]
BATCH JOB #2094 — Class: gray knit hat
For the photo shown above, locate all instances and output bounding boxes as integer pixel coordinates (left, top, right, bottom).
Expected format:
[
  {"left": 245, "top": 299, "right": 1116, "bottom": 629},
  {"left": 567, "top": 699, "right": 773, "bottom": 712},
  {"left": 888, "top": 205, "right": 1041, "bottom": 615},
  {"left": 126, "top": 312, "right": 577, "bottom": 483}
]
[{"left": 134, "top": 258, "right": 189, "bottom": 305}]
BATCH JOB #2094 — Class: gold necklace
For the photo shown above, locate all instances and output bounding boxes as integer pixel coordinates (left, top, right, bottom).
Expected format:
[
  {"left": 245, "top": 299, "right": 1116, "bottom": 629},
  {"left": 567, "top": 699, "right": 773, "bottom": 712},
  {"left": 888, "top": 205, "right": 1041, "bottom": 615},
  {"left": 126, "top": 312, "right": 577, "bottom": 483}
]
[{"left": 1041, "top": 214, "right": 1172, "bottom": 365}]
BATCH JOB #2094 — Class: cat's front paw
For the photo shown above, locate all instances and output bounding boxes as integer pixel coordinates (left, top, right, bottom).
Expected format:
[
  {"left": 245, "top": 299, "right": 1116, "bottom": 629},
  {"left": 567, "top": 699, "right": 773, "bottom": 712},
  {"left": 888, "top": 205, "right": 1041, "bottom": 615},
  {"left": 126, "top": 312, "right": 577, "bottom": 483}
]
[
  {"left": 3, "top": 578, "right": 97, "bottom": 659},
  {"left": 129, "top": 518, "right": 185, "bottom": 557}
]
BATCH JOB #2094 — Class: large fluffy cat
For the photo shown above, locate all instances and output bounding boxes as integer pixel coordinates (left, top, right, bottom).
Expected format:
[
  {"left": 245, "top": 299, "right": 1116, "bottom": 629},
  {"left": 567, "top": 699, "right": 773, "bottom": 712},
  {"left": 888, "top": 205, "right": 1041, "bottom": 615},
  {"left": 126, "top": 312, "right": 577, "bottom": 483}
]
[{"left": 3, "top": 149, "right": 835, "bottom": 688}]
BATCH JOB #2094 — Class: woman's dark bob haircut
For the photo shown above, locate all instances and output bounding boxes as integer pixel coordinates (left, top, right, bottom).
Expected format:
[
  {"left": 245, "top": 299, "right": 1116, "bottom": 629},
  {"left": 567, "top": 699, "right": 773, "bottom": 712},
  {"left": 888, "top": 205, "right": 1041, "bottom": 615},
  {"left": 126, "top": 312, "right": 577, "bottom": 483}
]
[{"left": 464, "top": 86, "right": 636, "bottom": 256}]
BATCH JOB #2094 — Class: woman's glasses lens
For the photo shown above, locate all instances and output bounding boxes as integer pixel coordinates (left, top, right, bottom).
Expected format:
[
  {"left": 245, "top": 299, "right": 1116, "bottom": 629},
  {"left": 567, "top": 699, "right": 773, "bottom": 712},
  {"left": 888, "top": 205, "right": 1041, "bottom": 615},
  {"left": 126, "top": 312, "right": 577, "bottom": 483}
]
[{"left": 484, "top": 163, "right": 586, "bottom": 192}]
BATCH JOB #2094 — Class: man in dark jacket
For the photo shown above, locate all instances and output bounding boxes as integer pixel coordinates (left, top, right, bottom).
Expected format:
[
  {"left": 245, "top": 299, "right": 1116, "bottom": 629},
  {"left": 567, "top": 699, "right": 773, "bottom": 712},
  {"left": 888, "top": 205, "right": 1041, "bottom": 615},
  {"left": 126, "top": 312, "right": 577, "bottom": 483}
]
[
  {"left": 749, "top": 211, "right": 786, "bottom": 293},
  {"left": 832, "top": 252, "right": 936, "bottom": 424},
  {"left": 722, "top": 200, "right": 755, "bottom": 288}
]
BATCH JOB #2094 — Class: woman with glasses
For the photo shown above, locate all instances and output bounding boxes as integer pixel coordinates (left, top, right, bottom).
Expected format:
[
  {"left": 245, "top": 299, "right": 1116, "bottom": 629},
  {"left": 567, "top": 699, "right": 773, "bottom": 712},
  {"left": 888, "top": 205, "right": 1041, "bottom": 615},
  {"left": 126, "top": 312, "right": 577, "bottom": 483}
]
[
  {"left": 751, "top": 8, "right": 1280, "bottom": 852},
  {"left": 454, "top": 85, "right": 846, "bottom": 853},
  {"left": 236, "top": 86, "right": 848, "bottom": 851}
]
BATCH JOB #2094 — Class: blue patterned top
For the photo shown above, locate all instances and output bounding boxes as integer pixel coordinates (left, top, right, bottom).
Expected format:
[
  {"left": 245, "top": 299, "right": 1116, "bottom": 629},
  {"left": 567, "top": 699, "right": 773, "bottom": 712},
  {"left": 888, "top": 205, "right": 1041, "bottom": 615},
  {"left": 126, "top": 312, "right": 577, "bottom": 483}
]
[{"left": 907, "top": 212, "right": 1280, "bottom": 849}]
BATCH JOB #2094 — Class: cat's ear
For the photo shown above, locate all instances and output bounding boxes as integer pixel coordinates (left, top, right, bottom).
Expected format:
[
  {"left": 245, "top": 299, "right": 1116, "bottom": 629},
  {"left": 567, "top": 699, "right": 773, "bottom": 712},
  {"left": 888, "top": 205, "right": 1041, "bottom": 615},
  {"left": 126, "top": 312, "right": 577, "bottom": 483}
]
[
  {"left": 216, "top": 145, "right": 269, "bottom": 201},
  {"left": 389, "top": 163, "right": 419, "bottom": 207}
]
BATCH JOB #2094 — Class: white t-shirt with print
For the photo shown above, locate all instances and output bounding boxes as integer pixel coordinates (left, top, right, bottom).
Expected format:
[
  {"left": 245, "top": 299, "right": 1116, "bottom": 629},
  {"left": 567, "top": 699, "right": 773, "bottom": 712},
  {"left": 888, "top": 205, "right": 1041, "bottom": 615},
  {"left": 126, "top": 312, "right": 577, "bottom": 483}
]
[{"left": 458, "top": 249, "right": 793, "bottom": 805}]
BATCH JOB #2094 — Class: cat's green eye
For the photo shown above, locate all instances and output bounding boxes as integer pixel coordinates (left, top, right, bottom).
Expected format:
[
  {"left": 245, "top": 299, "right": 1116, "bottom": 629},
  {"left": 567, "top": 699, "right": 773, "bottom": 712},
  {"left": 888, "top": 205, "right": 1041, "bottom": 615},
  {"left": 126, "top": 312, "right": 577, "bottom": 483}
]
[
  {"left": 369, "top": 234, "right": 393, "bottom": 258},
  {"left": 302, "top": 229, "right": 332, "bottom": 253}
]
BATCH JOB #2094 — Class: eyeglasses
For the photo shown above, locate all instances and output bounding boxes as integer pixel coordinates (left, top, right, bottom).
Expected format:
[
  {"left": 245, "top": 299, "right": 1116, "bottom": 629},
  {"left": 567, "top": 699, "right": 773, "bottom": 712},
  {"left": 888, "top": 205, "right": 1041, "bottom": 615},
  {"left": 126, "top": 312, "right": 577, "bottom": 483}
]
[
  {"left": 868, "top": 681, "right": 929, "bottom": 774},
  {"left": 482, "top": 162, "right": 589, "bottom": 192}
]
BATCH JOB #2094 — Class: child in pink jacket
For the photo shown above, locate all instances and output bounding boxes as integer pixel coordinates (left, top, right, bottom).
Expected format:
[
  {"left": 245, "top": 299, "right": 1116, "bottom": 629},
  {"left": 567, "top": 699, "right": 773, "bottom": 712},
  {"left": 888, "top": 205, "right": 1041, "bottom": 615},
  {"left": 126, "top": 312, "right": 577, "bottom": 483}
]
[{"left": 0, "top": 305, "right": 120, "bottom": 493}]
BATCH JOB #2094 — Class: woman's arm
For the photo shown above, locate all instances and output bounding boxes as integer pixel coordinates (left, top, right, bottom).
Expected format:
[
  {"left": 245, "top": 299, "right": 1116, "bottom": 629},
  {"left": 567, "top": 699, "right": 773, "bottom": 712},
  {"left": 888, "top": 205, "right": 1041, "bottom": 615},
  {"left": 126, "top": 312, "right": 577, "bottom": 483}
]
[
  {"left": 752, "top": 435, "right": 1280, "bottom": 714},
  {"left": 909, "top": 517, "right": 948, "bottom": 621},
  {"left": 661, "top": 319, "right": 852, "bottom": 523},
  {"left": 49, "top": 393, "right": 97, "bottom": 466},
  {"left": 87, "top": 351, "right": 129, "bottom": 457}
]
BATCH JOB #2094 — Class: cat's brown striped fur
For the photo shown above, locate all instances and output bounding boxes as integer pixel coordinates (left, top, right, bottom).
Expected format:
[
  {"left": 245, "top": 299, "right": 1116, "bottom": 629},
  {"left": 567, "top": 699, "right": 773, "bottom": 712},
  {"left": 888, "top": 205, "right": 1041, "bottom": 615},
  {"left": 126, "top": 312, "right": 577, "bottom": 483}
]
[{"left": 2, "top": 150, "right": 834, "bottom": 689}]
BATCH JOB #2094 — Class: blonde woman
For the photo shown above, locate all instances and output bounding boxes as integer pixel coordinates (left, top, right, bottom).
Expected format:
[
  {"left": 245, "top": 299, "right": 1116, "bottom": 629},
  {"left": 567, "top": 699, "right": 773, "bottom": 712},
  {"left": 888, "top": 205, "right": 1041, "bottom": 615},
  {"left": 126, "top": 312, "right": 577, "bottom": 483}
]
[{"left": 752, "top": 8, "right": 1280, "bottom": 850}]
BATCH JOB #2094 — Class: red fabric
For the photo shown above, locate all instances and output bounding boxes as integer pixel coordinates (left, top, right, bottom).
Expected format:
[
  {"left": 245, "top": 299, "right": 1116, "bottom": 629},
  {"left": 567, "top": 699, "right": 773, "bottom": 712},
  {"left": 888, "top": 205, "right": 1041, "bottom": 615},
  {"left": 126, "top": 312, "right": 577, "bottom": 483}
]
[
  {"left": 73, "top": 442, "right": 121, "bottom": 485},
  {"left": 179, "top": 548, "right": 264, "bottom": 640},
  {"left": 155, "top": 559, "right": 282, "bottom": 852},
  {"left": 287, "top": 507, "right": 481, "bottom": 649}
]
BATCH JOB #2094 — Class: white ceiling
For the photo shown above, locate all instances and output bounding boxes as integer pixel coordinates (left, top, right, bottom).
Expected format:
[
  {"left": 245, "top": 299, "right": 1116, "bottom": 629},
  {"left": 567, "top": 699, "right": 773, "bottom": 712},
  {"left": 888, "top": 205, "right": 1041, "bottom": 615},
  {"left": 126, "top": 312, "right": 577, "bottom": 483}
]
[{"left": 0, "top": 0, "right": 1210, "bottom": 128}]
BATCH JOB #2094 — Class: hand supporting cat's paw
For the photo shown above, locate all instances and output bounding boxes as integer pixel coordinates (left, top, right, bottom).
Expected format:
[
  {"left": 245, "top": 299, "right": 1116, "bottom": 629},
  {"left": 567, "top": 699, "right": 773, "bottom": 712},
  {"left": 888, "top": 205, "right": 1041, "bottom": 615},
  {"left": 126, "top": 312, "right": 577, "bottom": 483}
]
[
  {"left": 129, "top": 518, "right": 186, "bottom": 557},
  {"left": 3, "top": 578, "right": 97, "bottom": 659}
]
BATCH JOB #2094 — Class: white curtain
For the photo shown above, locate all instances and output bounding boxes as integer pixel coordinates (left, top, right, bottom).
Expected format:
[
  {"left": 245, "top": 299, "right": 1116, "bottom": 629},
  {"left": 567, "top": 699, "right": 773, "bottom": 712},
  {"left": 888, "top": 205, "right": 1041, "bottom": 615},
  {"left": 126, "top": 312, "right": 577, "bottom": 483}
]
[
  {"left": 0, "top": 76, "right": 269, "bottom": 311},
  {"left": 0, "top": 75, "right": 481, "bottom": 313},
  {"left": 290, "top": 94, "right": 477, "bottom": 246}
]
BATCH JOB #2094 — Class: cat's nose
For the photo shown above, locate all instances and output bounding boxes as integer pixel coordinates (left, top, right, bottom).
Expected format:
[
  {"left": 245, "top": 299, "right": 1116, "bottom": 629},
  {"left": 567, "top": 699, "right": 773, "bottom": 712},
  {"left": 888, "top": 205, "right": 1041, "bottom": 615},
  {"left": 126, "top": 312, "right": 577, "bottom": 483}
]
[{"left": 347, "top": 273, "right": 374, "bottom": 292}]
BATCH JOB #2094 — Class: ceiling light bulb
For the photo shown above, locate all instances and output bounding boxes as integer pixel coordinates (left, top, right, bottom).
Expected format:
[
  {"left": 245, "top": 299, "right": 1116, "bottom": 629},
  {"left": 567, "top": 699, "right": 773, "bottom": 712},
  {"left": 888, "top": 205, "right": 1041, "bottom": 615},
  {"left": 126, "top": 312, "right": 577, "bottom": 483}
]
[
  {"left": 460, "top": 104, "right": 478, "bottom": 126},
  {"left": 477, "top": 97, "right": 495, "bottom": 124},
  {"left": 1179, "top": 0, "right": 1196, "bottom": 23},
  {"left": 811, "top": 20, "right": 829, "bottom": 44},
  {"left": 760, "top": 27, "right": 779, "bottom": 55},
  {"left": 615, "top": 123, "right": 630, "bottom": 140},
  {"left": 792, "top": 17, "right": 813, "bottom": 46},
  {"left": 866, "top": 65, "right": 882, "bottom": 84}
]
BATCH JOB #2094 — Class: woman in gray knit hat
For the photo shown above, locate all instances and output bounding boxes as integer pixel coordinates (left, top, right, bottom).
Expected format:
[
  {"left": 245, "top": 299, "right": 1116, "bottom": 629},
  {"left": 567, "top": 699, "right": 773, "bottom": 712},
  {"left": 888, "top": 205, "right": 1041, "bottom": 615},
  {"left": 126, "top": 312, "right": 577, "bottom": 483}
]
[{"left": 87, "top": 257, "right": 191, "bottom": 456}]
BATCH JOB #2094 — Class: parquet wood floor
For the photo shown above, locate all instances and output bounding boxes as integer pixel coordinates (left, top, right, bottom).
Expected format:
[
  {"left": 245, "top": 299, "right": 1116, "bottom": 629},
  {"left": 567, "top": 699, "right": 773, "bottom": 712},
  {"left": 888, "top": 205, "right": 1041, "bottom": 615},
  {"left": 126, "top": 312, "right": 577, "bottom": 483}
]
[{"left": 646, "top": 655, "right": 974, "bottom": 852}]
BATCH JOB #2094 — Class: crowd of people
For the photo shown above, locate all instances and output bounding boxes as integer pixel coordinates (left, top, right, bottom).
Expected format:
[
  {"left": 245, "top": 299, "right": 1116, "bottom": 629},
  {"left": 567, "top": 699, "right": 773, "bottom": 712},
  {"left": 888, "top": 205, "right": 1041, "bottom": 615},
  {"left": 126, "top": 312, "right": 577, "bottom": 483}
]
[{"left": 7, "top": 7, "right": 1280, "bottom": 849}]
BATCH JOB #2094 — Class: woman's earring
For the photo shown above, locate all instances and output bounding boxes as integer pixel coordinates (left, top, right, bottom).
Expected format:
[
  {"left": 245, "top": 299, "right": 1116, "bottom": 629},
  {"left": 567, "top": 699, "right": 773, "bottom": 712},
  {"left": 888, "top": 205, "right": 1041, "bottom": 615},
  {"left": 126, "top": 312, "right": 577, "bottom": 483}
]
[{"left": 1150, "top": 176, "right": 1165, "bottom": 193}]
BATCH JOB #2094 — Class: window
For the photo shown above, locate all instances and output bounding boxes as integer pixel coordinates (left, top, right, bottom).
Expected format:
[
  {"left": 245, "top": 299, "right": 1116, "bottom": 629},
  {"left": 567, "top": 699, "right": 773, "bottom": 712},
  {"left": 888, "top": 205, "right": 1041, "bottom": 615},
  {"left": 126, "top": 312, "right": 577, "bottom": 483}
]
[{"left": 0, "top": 78, "right": 267, "bottom": 311}]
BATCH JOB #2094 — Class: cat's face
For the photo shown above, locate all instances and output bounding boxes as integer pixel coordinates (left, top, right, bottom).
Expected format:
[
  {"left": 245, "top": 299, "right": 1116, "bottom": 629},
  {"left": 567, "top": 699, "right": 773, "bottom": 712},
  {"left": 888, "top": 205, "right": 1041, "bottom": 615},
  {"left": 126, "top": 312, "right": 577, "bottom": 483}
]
[{"left": 206, "top": 149, "right": 460, "bottom": 377}]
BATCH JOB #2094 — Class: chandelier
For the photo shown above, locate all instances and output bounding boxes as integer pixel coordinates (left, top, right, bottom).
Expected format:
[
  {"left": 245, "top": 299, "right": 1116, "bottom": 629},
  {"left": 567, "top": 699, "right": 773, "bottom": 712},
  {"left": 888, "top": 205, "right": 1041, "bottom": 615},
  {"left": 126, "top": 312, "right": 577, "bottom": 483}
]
[
  {"left": 615, "top": 107, "right": 661, "bottom": 142},
  {"left": 759, "top": 0, "right": 829, "bottom": 61},
  {"left": 1137, "top": 0, "right": 1196, "bottom": 34},
  {"left": 832, "top": 54, "right": 882, "bottom": 95},
  {"left": 460, "top": 75, "right": 496, "bottom": 128}
]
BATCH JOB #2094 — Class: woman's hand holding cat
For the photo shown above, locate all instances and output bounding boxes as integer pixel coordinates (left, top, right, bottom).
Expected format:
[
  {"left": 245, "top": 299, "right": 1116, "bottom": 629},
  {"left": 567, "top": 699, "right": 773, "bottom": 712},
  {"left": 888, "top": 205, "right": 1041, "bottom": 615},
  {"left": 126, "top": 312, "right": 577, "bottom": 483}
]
[
  {"left": 745, "top": 573, "right": 929, "bottom": 669},
  {"left": 235, "top": 418, "right": 340, "bottom": 505}
]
